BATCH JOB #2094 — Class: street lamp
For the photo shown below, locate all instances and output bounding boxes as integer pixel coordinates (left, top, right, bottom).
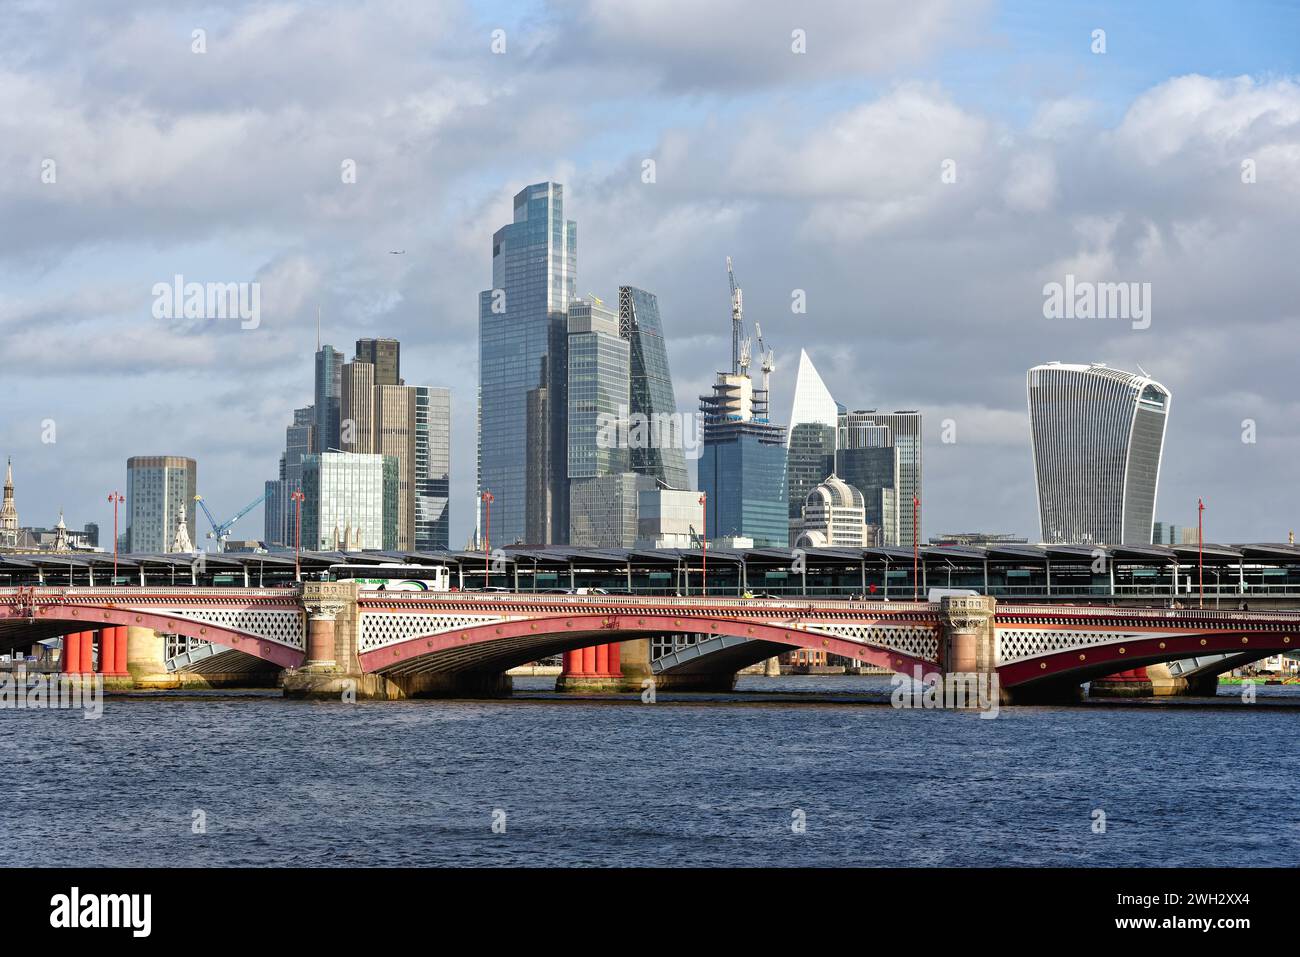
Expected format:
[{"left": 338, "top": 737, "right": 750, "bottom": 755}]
[
  {"left": 106, "top": 491, "right": 124, "bottom": 584},
  {"left": 913, "top": 495, "right": 921, "bottom": 601},
  {"left": 698, "top": 492, "right": 707, "bottom": 598},
  {"left": 480, "top": 491, "right": 494, "bottom": 589},
  {"left": 290, "top": 489, "right": 305, "bottom": 582},
  {"left": 1198, "top": 497, "right": 1205, "bottom": 610}
]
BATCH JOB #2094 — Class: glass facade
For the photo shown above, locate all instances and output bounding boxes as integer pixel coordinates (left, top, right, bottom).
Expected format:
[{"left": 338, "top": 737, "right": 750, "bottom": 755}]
[
  {"left": 1027, "top": 362, "right": 1170, "bottom": 544},
  {"left": 569, "top": 473, "right": 653, "bottom": 548},
  {"left": 567, "top": 299, "right": 629, "bottom": 480},
  {"left": 839, "top": 411, "right": 921, "bottom": 545},
  {"left": 699, "top": 429, "right": 788, "bottom": 547},
  {"left": 314, "top": 345, "right": 343, "bottom": 453},
  {"left": 619, "top": 285, "right": 689, "bottom": 490},
  {"left": 415, "top": 386, "right": 451, "bottom": 549},
  {"left": 125, "top": 456, "right": 197, "bottom": 553},
  {"left": 300, "top": 452, "right": 398, "bottom": 551},
  {"left": 478, "top": 182, "right": 576, "bottom": 546},
  {"left": 837, "top": 445, "right": 899, "bottom": 544},
  {"left": 787, "top": 422, "right": 836, "bottom": 520}
]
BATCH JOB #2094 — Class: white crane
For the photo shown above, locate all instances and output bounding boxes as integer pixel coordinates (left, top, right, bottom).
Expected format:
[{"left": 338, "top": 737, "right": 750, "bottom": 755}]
[
  {"left": 754, "top": 321, "right": 775, "bottom": 396},
  {"left": 726, "top": 257, "right": 744, "bottom": 375}
]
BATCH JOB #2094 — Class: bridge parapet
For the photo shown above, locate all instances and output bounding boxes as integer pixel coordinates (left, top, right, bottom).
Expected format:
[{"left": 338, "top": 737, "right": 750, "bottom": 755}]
[
  {"left": 938, "top": 595, "right": 997, "bottom": 674},
  {"left": 301, "top": 581, "right": 359, "bottom": 670}
]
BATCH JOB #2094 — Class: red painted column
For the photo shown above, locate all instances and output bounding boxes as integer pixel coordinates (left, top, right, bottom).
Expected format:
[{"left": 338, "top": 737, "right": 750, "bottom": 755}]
[
  {"left": 607, "top": 642, "right": 621, "bottom": 675},
  {"left": 559, "top": 643, "right": 622, "bottom": 679},
  {"left": 63, "top": 632, "right": 82, "bottom": 674},
  {"left": 112, "top": 626, "right": 129, "bottom": 675},
  {"left": 99, "top": 628, "right": 116, "bottom": 674},
  {"left": 79, "top": 630, "right": 94, "bottom": 674},
  {"left": 595, "top": 643, "right": 609, "bottom": 675}
]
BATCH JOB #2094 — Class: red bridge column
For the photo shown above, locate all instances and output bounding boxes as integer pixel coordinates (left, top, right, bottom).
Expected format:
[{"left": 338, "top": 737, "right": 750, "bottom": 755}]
[
  {"left": 78, "top": 630, "right": 94, "bottom": 674},
  {"left": 557, "top": 642, "right": 624, "bottom": 691},
  {"left": 112, "top": 626, "right": 129, "bottom": 676},
  {"left": 63, "top": 632, "right": 82, "bottom": 674},
  {"left": 1089, "top": 666, "right": 1153, "bottom": 698}
]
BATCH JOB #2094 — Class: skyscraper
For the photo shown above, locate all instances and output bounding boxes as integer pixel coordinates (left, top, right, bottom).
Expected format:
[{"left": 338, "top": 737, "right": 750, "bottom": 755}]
[
  {"left": 126, "top": 456, "right": 197, "bottom": 553},
  {"left": 698, "top": 372, "right": 788, "bottom": 547},
  {"left": 355, "top": 338, "right": 402, "bottom": 386},
  {"left": 839, "top": 410, "right": 922, "bottom": 545},
  {"left": 479, "top": 182, "right": 576, "bottom": 546},
  {"left": 786, "top": 350, "right": 840, "bottom": 524},
  {"left": 1027, "top": 362, "right": 1171, "bottom": 544},
  {"left": 265, "top": 406, "right": 315, "bottom": 547},
  {"left": 340, "top": 344, "right": 451, "bottom": 550},
  {"left": 619, "top": 285, "right": 689, "bottom": 490},
  {"left": 314, "top": 344, "right": 343, "bottom": 453}
]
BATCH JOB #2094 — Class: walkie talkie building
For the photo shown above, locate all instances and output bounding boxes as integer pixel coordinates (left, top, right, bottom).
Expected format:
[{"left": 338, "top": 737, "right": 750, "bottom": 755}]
[{"left": 1027, "top": 362, "right": 1171, "bottom": 545}]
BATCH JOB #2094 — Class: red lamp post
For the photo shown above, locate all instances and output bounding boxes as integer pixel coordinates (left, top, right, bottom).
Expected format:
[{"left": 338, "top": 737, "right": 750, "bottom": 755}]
[
  {"left": 913, "top": 494, "right": 920, "bottom": 601},
  {"left": 290, "top": 489, "right": 305, "bottom": 582},
  {"left": 699, "top": 492, "right": 707, "bottom": 598},
  {"left": 481, "top": 491, "right": 495, "bottom": 589},
  {"left": 106, "top": 491, "right": 124, "bottom": 583},
  {"left": 1198, "top": 497, "right": 1205, "bottom": 609}
]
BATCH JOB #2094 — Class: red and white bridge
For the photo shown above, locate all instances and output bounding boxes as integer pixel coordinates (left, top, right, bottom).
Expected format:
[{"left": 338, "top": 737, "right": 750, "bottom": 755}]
[{"left": 1, "top": 586, "right": 1295, "bottom": 701}]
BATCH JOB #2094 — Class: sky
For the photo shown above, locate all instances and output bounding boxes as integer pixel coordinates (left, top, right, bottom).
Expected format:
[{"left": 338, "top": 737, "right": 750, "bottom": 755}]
[{"left": 2, "top": 0, "right": 1299, "bottom": 547}]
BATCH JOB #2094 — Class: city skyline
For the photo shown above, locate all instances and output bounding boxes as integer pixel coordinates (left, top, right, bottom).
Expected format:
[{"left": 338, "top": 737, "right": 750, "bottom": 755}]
[{"left": 4, "top": 2, "right": 1300, "bottom": 548}]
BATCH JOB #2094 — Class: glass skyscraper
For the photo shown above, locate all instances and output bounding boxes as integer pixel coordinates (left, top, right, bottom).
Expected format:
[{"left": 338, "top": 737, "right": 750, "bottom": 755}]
[
  {"left": 786, "top": 350, "right": 840, "bottom": 523},
  {"left": 1027, "top": 362, "right": 1171, "bottom": 544},
  {"left": 619, "top": 285, "right": 689, "bottom": 490},
  {"left": 839, "top": 410, "right": 922, "bottom": 545},
  {"left": 567, "top": 298, "right": 629, "bottom": 480},
  {"left": 698, "top": 373, "right": 788, "bottom": 547},
  {"left": 314, "top": 344, "right": 343, "bottom": 453},
  {"left": 479, "top": 182, "right": 576, "bottom": 545}
]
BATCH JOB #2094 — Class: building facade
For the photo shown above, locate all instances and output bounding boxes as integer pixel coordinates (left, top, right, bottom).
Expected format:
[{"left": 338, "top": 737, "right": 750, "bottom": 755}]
[
  {"left": 698, "top": 373, "right": 788, "bottom": 548},
  {"left": 300, "top": 452, "right": 398, "bottom": 551},
  {"left": 479, "top": 182, "right": 576, "bottom": 546},
  {"left": 126, "top": 456, "right": 197, "bottom": 553},
  {"left": 836, "top": 444, "right": 899, "bottom": 546},
  {"left": 636, "top": 486, "right": 702, "bottom": 549},
  {"left": 786, "top": 350, "right": 840, "bottom": 524},
  {"left": 355, "top": 338, "right": 402, "bottom": 386},
  {"left": 839, "top": 410, "right": 921, "bottom": 546},
  {"left": 1027, "top": 362, "right": 1171, "bottom": 545},
  {"left": 791, "top": 476, "right": 870, "bottom": 548},
  {"left": 619, "top": 285, "right": 690, "bottom": 490},
  {"left": 314, "top": 344, "right": 343, "bottom": 453}
]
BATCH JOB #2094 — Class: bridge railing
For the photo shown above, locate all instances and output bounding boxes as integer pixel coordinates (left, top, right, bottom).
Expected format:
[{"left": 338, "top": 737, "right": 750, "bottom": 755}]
[
  {"left": 356, "top": 592, "right": 938, "bottom": 614},
  {"left": 0, "top": 586, "right": 301, "bottom": 600},
  {"left": 997, "top": 603, "right": 1300, "bottom": 622}
]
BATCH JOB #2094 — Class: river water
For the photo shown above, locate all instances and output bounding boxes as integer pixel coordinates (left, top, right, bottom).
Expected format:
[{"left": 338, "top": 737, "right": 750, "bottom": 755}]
[{"left": 3, "top": 676, "right": 1297, "bottom": 867}]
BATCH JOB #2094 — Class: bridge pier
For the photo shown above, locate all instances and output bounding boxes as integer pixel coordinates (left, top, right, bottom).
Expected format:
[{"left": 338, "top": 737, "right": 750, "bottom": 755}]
[
  {"left": 125, "top": 625, "right": 183, "bottom": 689},
  {"left": 556, "top": 641, "right": 626, "bottom": 692},
  {"left": 1088, "top": 666, "right": 1154, "bottom": 698}
]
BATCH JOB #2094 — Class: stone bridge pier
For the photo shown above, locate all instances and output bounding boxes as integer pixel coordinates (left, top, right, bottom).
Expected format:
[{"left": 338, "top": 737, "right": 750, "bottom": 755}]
[{"left": 282, "top": 582, "right": 512, "bottom": 699}]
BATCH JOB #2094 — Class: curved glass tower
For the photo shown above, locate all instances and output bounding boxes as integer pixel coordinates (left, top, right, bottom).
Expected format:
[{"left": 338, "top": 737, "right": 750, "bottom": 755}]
[{"left": 1027, "top": 362, "right": 1171, "bottom": 545}]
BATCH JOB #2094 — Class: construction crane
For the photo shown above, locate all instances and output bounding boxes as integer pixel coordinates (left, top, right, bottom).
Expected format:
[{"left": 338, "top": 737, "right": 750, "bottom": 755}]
[
  {"left": 754, "top": 321, "right": 775, "bottom": 396},
  {"left": 726, "top": 257, "right": 744, "bottom": 375},
  {"left": 194, "top": 491, "right": 269, "bottom": 552}
]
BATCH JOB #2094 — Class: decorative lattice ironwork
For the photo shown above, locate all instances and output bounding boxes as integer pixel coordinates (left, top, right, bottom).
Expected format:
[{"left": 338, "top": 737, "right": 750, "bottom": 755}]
[
  {"left": 995, "top": 628, "right": 1174, "bottom": 665},
  {"left": 357, "top": 613, "right": 509, "bottom": 653},
  {"left": 802, "top": 622, "right": 940, "bottom": 661},
  {"left": 145, "top": 607, "right": 305, "bottom": 650}
]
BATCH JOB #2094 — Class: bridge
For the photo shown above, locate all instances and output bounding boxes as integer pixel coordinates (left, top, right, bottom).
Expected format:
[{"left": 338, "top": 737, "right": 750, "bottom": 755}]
[{"left": 2, "top": 584, "right": 1296, "bottom": 703}]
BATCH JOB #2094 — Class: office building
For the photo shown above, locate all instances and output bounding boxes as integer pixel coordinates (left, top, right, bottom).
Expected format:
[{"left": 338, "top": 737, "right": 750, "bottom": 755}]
[
  {"left": 698, "top": 373, "right": 788, "bottom": 548},
  {"left": 836, "top": 444, "right": 899, "bottom": 546},
  {"left": 619, "top": 285, "right": 689, "bottom": 490},
  {"left": 570, "top": 473, "right": 656, "bottom": 548},
  {"left": 839, "top": 410, "right": 922, "bottom": 546},
  {"left": 125, "top": 455, "right": 197, "bottom": 553},
  {"left": 791, "top": 476, "right": 870, "bottom": 548},
  {"left": 1027, "top": 362, "right": 1171, "bottom": 545},
  {"left": 300, "top": 451, "right": 398, "bottom": 551},
  {"left": 314, "top": 344, "right": 343, "bottom": 453},
  {"left": 636, "top": 486, "right": 703, "bottom": 549},
  {"left": 340, "top": 344, "right": 451, "bottom": 550},
  {"left": 355, "top": 338, "right": 402, "bottom": 386},
  {"left": 479, "top": 182, "right": 576, "bottom": 546},
  {"left": 786, "top": 350, "right": 840, "bottom": 523},
  {"left": 265, "top": 406, "right": 315, "bottom": 547}
]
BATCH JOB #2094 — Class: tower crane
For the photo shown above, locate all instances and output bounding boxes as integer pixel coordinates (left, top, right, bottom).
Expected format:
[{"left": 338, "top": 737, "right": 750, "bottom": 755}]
[
  {"left": 754, "top": 321, "right": 775, "bottom": 396},
  {"left": 726, "top": 257, "right": 744, "bottom": 375},
  {"left": 194, "top": 491, "right": 269, "bottom": 552}
]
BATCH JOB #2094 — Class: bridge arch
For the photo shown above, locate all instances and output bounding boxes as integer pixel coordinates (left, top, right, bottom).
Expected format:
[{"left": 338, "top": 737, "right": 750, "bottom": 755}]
[
  {"left": 358, "top": 612, "right": 937, "bottom": 678},
  {"left": 0, "top": 602, "right": 305, "bottom": 669}
]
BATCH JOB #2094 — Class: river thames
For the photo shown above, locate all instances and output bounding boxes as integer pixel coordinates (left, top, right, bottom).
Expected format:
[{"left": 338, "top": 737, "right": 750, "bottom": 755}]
[{"left": 4, "top": 676, "right": 1298, "bottom": 867}]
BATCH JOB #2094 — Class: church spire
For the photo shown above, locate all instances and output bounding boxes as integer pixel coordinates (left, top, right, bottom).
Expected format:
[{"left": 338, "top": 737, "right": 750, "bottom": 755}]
[{"left": 1, "top": 456, "right": 18, "bottom": 536}]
